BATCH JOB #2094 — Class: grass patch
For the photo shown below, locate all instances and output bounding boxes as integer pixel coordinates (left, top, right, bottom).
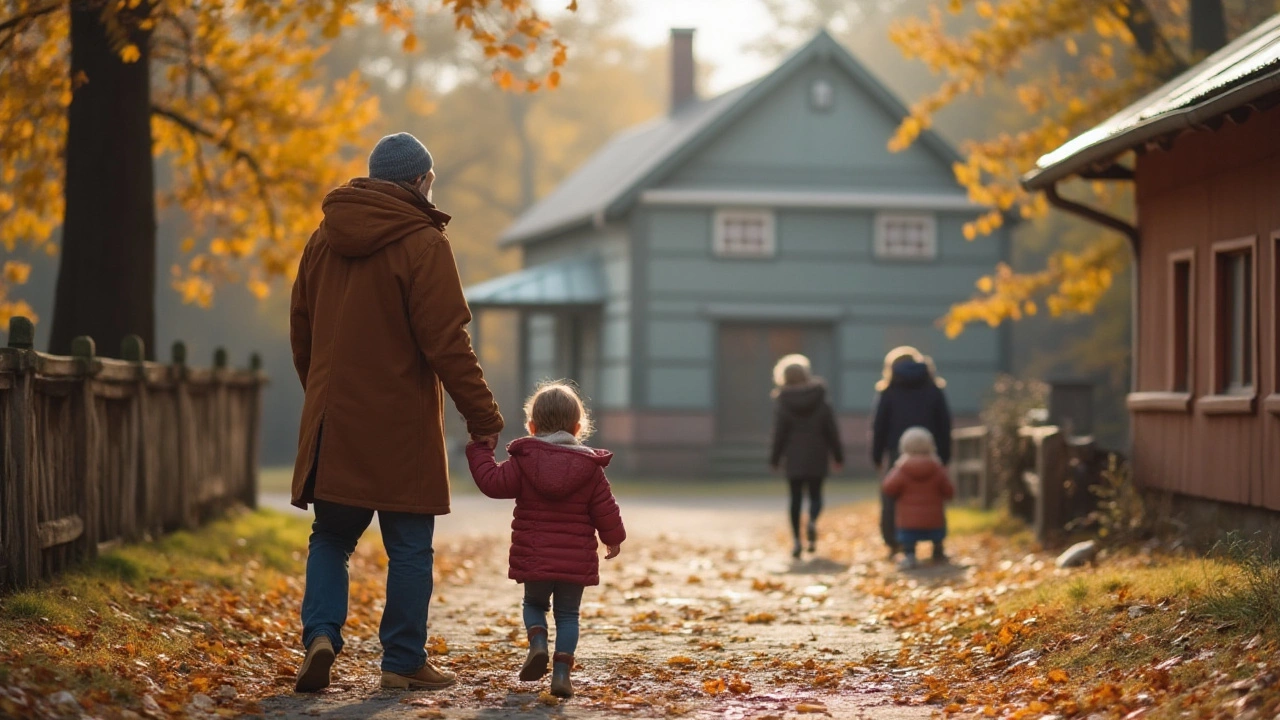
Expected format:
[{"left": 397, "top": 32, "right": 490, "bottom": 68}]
[
  {"left": 0, "top": 509, "right": 315, "bottom": 717},
  {"left": 945, "top": 505, "right": 1028, "bottom": 537}
]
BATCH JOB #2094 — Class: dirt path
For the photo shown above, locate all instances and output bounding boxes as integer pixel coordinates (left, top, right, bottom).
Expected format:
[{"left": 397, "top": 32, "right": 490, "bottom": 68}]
[{"left": 255, "top": 491, "right": 930, "bottom": 719}]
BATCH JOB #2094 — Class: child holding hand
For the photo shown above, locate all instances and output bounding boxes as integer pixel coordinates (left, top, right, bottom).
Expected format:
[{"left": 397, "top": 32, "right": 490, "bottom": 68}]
[{"left": 465, "top": 382, "right": 625, "bottom": 699}]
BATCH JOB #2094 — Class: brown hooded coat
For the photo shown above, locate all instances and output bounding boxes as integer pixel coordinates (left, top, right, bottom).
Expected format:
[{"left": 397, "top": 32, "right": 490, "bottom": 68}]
[{"left": 289, "top": 179, "right": 503, "bottom": 514}]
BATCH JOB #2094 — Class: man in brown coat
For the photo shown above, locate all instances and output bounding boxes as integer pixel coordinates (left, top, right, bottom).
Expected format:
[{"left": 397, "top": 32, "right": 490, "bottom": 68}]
[{"left": 289, "top": 132, "right": 504, "bottom": 693}]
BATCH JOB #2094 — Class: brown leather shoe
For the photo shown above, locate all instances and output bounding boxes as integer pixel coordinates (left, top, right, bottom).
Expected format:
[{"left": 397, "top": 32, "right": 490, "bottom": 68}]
[
  {"left": 380, "top": 661, "right": 457, "bottom": 690},
  {"left": 294, "top": 636, "right": 336, "bottom": 693}
]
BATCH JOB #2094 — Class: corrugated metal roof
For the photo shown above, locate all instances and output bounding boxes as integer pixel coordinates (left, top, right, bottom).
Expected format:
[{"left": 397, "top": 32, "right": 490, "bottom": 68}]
[
  {"left": 464, "top": 254, "right": 605, "bottom": 308},
  {"left": 497, "top": 83, "right": 756, "bottom": 246},
  {"left": 1026, "top": 12, "right": 1280, "bottom": 189}
]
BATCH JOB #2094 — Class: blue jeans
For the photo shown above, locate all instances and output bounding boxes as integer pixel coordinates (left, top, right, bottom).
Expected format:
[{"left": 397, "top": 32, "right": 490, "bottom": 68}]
[
  {"left": 522, "top": 581, "right": 584, "bottom": 656},
  {"left": 897, "top": 527, "right": 946, "bottom": 559},
  {"left": 301, "top": 500, "right": 436, "bottom": 674}
]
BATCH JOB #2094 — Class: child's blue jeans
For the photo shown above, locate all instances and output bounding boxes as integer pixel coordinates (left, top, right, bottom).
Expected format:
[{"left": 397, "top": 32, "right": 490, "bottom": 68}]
[
  {"left": 523, "top": 581, "right": 584, "bottom": 655},
  {"left": 897, "top": 528, "right": 946, "bottom": 559}
]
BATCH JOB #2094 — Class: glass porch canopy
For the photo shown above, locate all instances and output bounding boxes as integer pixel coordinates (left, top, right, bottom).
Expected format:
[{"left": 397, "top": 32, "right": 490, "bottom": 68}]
[{"left": 463, "top": 254, "right": 606, "bottom": 310}]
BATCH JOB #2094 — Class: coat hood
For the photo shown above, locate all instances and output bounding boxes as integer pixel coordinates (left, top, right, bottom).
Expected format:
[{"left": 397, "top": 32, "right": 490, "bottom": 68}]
[
  {"left": 775, "top": 381, "right": 827, "bottom": 417},
  {"left": 889, "top": 361, "right": 932, "bottom": 389},
  {"left": 507, "top": 435, "right": 612, "bottom": 499},
  {"left": 319, "top": 178, "right": 452, "bottom": 258},
  {"left": 897, "top": 455, "right": 943, "bottom": 480}
]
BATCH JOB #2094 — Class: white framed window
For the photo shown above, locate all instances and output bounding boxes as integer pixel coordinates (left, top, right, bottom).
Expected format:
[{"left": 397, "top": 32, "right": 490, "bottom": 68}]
[
  {"left": 713, "top": 209, "right": 775, "bottom": 259},
  {"left": 874, "top": 212, "right": 937, "bottom": 261}
]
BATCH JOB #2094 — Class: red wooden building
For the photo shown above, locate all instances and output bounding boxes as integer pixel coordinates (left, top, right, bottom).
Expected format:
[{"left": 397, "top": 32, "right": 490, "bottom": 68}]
[{"left": 1025, "top": 15, "right": 1280, "bottom": 527}]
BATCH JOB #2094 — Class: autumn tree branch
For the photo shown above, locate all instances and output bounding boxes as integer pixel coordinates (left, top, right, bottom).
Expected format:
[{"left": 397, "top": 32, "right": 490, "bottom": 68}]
[
  {"left": 1122, "top": 0, "right": 1189, "bottom": 76},
  {"left": 0, "top": 0, "right": 62, "bottom": 52},
  {"left": 151, "top": 103, "right": 280, "bottom": 240},
  {"left": 0, "top": 1, "right": 61, "bottom": 34}
]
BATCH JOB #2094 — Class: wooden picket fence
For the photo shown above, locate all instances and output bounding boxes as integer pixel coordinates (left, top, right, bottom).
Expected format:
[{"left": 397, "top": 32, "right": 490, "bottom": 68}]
[
  {"left": 0, "top": 317, "right": 266, "bottom": 590},
  {"left": 951, "top": 423, "right": 1115, "bottom": 545}
]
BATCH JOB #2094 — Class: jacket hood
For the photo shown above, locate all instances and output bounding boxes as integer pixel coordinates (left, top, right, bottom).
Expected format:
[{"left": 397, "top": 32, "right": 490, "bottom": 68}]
[
  {"left": 898, "top": 455, "right": 942, "bottom": 480},
  {"left": 507, "top": 436, "right": 612, "bottom": 499},
  {"left": 775, "top": 381, "right": 827, "bottom": 416},
  {"left": 319, "top": 178, "right": 452, "bottom": 258},
  {"left": 889, "top": 361, "right": 932, "bottom": 389}
]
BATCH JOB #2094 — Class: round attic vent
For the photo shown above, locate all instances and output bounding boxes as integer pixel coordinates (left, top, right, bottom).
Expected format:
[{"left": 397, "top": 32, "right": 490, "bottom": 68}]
[{"left": 810, "top": 78, "right": 834, "bottom": 112}]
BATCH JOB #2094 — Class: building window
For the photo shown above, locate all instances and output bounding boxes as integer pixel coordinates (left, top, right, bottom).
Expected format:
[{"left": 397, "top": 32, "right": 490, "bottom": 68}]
[
  {"left": 810, "top": 79, "right": 834, "bottom": 112},
  {"left": 1274, "top": 232, "right": 1280, "bottom": 397},
  {"left": 874, "top": 213, "right": 936, "bottom": 261},
  {"left": 713, "top": 210, "right": 775, "bottom": 259},
  {"left": 1169, "top": 251, "right": 1194, "bottom": 393},
  {"left": 1212, "top": 237, "right": 1256, "bottom": 395}
]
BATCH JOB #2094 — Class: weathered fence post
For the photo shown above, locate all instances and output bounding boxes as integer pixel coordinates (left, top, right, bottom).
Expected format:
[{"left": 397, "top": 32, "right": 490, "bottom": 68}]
[
  {"left": 212, "top": 347, "right": 230, "bottom": 515},
  {"left": 71, "top": 336, "right": 101, "bottom": 563},
  {"left": 172, "top": 341, "right": 198, "bottom": 529},
  {"left": 2, "top": 317, "right": 37, "bottom": 588},
  {"left": 243, "top": 353, "right": 264, "bottom": 510},
  {"left": 122, "top": 335, "right": 153, "bottom": 541}
]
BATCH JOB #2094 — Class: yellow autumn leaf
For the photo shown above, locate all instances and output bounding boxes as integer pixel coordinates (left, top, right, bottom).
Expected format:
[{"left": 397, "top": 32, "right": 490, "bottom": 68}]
[
  {"left": 119, "top": 44, "right": 141, "bottom": 63},
  {"left": 4, "top": 262, "right": 32, "bottom": 285}
]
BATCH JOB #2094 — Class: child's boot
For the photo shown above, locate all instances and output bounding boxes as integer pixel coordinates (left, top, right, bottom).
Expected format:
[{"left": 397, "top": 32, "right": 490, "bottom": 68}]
[
  {"left": 806, "top": 520, "right": 818, "bottom": 553},
  {"left": 791, "top": 535, "right": 803, "bottom": 559},
  {"left": 931, "top": 540, "right": 948, "bottom": 563},
  {"left": 550, "top": 652, "right": 574, "bottom": 698},
  {"left": 898, "top": 553, "right": 918, "bottom": 571},
  {"left": 519, "top": 626, "right": 550, "bottom": 681}
]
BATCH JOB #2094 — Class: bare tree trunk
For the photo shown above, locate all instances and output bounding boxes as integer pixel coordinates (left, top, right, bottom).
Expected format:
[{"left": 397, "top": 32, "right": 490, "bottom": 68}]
[
  {"left": 1190, "top": 0, "right": 1227, "bottom": 57},
  {"left": 507, "top": 94, "right": 537, "bottom": 210},
  {"left": 51, "top": 2, "right": 156, "bottom": 358},
  {"left": 1124, "top": 0, "right": 1187, "bottom": 76}
]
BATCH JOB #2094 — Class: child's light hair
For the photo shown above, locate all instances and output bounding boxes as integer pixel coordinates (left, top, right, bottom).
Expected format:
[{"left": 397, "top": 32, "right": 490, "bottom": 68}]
[
  {"left": 524, "top": 381, "right": 593, "bottom": 440},
  {"left": 772, "top": 353, "right": 812, "bottom": 388},
  {"left": 875, "top": 346, "right": 924, "bottom": 392},
  {"left": 898, "top": 426, "right": 938, "bottom": 460}
]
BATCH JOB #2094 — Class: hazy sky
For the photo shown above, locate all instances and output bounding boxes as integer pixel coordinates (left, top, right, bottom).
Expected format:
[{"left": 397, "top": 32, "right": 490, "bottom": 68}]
[
  {"left": 533, "top": 0, "right": 781, "bottom": 94},
  {"left": 615, "top": 0, "right": 778, "bottom": 93}
]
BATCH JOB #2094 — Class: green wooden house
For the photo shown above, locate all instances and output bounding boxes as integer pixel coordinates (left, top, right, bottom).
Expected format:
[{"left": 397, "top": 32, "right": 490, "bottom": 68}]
[{"left": 466, "top": 29, "right": 1010, "bottom": 475}]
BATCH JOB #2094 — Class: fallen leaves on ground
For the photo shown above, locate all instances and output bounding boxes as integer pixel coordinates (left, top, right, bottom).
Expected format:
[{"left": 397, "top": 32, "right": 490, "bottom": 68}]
[{"left": 820, "top": 504, "right": 1280, "bottom": 719}]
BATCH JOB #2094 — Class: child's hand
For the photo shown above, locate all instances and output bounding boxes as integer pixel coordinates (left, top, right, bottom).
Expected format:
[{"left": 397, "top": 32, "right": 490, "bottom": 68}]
[
  {"left": 833, "top": 462, "right": 844, "bottom": 473},
  {"left": 605, "top": 544, "right": 621, "bottom": 560},
  {"left": 470, "top": 433, "right": 500, "bottom": 450}
]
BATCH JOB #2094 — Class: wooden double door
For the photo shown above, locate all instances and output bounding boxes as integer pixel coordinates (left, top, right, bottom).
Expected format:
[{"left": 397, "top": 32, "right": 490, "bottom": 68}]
[{"left": 715, "top": 323, "right": 836, "bottom": 445}]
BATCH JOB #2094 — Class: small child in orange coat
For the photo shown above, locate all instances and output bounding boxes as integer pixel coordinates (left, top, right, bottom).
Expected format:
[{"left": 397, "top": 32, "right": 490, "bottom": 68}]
[{"left": 881, "top": 426, "right": 955, "bottom": 570}]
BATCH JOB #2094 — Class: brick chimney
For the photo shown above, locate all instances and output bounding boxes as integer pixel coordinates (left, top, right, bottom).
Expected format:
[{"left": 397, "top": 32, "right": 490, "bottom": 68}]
[{"left": 670, "top": 28, "right": 696, "bottom": 113}]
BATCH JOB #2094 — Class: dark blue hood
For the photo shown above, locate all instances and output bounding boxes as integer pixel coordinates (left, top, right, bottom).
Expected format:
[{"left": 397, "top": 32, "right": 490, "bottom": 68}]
[{"left": 890, "top": 361, "right": 932, "bottom": 388}]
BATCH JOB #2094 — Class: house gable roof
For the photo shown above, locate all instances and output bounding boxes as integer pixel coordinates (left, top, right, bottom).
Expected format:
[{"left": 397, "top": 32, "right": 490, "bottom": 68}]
[
  {"left": 500, "top": 29, "right": 964, "bottom": 246},
  {"left": 1025, "top": 12, "right": 1280, "bottom": 189}
]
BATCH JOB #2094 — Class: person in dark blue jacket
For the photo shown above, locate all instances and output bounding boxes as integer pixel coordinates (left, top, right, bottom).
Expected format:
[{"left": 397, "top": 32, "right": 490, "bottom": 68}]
[{"left": 871, "top": 351, "right": 952, "bottom": 559}]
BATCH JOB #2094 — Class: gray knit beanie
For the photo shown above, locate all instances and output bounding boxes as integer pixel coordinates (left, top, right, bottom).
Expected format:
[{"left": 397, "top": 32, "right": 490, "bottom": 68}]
[{"left": 368, "top": 132, "right": 434, "bottom": 182}]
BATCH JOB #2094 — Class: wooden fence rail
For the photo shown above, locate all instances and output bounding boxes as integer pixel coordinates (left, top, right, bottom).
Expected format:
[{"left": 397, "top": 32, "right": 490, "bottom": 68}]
[
  {"left": 950, "top": 425, "right": 993, "bottom": 509},
  {"left": 0, "top": 317, "right": 266, "bottom": 590},
  {"left": 951, "top": 423, "right": 1115, "bottom": 546}
]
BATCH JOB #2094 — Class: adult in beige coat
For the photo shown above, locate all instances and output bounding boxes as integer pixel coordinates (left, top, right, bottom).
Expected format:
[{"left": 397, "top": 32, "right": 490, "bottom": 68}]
[{"left": 289, "top": 132, "right": 503, "bottom": 693}]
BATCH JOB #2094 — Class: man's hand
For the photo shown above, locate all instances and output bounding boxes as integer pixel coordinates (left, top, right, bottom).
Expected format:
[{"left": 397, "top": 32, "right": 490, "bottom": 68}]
[
  {"left": 875, "top": 461, "right": 885, "bottom": 474},
  {"left": 471, "top": 433, "right": 500, "bottom": 450},
  {"left": 605, "top": 544, "right": 621, "bottom": 560},
  {"left": 770, "top": 464, "right": 781, "bottom": 475},
  {"left": 833, "top": 462, "right": 844, "bottom": 474}
]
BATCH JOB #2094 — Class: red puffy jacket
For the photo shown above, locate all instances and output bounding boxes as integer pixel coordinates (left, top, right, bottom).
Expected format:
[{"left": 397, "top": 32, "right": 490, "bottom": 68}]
[
  {"left": 466, "top": 435, "right": 626, "bottom": 586},
  {"left": 882, "top": 456, "right": 954, "bottom": 530}
]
